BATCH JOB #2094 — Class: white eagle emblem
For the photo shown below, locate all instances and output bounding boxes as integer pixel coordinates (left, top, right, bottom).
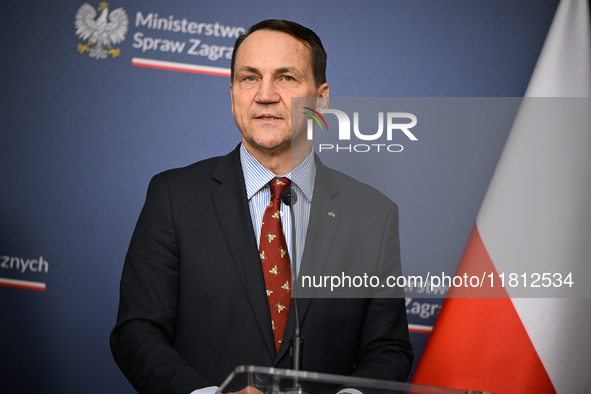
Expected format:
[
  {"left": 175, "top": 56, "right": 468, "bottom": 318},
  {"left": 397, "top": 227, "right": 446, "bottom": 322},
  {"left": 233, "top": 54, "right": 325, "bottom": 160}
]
[{"left": 75, "top": 2, "right": 129, "bottom": 59}]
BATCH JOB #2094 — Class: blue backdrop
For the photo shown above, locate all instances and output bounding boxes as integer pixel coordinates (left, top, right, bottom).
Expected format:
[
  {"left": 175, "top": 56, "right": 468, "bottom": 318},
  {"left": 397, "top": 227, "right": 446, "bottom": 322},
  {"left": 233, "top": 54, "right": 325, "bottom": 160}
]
[{"left": 1, "top": 1, "right": 559, "bottom": 392}]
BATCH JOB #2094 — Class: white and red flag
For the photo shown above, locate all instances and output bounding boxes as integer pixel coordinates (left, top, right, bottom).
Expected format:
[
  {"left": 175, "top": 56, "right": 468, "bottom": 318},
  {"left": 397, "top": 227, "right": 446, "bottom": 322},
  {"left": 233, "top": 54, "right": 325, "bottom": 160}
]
[{"left": 412, "top": 0, "right": 591, "bottom": 392}]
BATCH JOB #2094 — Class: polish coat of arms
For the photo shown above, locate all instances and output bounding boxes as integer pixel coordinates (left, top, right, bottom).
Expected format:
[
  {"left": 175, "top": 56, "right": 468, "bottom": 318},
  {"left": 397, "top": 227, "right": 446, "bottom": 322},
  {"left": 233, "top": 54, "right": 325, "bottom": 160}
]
[{"left": 75, "top": 2, "right": 129, "bottom": 59}]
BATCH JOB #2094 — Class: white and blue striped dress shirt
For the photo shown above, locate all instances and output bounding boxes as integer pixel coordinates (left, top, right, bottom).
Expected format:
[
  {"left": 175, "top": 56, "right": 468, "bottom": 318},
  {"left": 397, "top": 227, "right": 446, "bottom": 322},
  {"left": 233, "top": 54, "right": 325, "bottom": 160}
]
[{"left": 240, "top": 143, "right": 315, "bottom": 276}]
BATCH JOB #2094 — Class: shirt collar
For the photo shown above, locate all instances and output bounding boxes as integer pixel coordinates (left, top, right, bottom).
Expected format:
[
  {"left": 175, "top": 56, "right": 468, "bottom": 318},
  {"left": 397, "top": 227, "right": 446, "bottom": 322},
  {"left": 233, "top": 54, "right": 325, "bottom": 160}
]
[{"left": 240, "top": 143, "right": 315, "bottom": 202}]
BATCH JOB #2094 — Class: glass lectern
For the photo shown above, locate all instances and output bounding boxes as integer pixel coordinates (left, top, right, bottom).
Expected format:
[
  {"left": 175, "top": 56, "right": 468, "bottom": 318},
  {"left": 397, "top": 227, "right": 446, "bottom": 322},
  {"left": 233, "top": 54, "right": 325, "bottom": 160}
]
[{"left": 218, "top": 365, "right": 486, "bottom": 394}]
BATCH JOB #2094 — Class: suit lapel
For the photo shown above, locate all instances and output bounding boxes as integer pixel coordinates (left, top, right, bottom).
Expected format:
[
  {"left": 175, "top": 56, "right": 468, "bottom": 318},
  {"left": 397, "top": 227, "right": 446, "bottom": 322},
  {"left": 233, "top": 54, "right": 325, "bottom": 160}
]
[
  {"left": 210, "top": 147, "right": 277, "bottom": 359},
  {"left": 276, "top": 157, "right": 341, "bottom": 363}
]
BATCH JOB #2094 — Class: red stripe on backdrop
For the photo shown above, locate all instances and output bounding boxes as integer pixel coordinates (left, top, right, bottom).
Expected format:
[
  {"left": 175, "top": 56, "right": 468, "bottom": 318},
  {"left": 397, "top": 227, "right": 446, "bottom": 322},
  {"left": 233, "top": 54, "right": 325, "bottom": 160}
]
[
  {"left": 133, "top": 63, "right": 230, "bottom": 77},
  {"left": 408, "top": 325, "right": 433, "bottom": 334},
  {"left": 131, "top": 58, "right": 231, "bottom": 77},
  {"left": 0, "top": 278, "right": 46, "bottom": 291},
  {"left": 412, "top": 226, "right": 555, "bottom": 394}
]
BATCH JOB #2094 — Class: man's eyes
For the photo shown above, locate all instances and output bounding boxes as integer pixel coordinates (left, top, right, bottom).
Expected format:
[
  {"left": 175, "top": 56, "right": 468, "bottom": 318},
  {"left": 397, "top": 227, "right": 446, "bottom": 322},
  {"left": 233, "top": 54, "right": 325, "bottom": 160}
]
[{"left": 240, "top": 75, "right": 296, "bottom": 83}]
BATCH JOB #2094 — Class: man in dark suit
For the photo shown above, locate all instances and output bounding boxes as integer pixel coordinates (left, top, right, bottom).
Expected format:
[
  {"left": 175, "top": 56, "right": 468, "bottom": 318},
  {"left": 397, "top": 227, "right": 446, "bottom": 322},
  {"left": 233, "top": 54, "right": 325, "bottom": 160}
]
[{"left": 110, "top": 20, "right": 413, "bottom": 394}]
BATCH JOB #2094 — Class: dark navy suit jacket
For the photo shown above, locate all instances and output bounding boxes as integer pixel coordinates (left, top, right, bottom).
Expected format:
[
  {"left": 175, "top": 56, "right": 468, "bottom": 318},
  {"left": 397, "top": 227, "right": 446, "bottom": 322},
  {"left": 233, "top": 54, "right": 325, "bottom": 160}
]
[{"left": 110, "top": 145, "right": 413, "bottom": 394}]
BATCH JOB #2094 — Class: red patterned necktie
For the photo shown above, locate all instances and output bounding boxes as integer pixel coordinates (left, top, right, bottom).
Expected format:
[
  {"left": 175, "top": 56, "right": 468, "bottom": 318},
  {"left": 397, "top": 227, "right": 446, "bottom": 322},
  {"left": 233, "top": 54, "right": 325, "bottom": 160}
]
[{"left": 259, "top": 177, "right": 292, "bottom": 353}]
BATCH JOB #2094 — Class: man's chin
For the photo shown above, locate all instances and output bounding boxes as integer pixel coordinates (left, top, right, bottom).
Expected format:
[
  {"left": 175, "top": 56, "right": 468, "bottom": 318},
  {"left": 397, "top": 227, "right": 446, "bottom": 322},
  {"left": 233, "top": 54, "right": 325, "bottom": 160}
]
[{"left": 243, "top": 139, "right": 292, "bottom": 155}]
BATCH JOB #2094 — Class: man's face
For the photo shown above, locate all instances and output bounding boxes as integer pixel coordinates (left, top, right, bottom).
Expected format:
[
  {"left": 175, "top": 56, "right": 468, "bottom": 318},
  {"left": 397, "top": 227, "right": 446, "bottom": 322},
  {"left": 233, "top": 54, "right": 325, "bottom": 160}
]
[{"left": 231, "top": 29, "right": 329, "bottom": 158}]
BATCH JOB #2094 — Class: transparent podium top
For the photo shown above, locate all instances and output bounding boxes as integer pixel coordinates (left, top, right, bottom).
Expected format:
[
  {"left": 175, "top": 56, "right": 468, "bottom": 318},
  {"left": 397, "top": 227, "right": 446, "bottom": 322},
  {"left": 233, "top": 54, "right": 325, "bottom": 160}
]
[{"left": 217, "top": 366, "right": 483, "bottom": 394}]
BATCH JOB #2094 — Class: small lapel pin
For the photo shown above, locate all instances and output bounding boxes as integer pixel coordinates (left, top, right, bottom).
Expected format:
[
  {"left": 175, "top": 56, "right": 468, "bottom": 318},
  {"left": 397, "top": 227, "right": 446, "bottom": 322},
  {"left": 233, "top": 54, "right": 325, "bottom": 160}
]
[{"left": 328, "top": 212, "right": 336, "bottom": 217}]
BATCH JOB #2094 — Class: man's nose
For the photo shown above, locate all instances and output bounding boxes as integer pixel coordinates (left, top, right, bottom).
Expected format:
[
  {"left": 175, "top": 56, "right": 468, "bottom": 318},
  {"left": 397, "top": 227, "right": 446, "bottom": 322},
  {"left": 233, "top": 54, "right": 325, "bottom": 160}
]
[{"left": 255, "top": 79, "right": 280, "bottom": 103}]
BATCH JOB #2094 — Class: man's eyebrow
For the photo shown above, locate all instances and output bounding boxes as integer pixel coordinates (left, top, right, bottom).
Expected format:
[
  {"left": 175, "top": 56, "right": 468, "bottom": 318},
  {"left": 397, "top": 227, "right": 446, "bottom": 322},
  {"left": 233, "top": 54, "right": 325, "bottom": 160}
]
[
  {"left": 236, "top": 66, "right": 303, "bottom": 75},
  {"left": 236, "top": 66, "right": 260, "bottom": 74},
  {"left": 276, "top": 67, "right": 298, "bottom": 74}
]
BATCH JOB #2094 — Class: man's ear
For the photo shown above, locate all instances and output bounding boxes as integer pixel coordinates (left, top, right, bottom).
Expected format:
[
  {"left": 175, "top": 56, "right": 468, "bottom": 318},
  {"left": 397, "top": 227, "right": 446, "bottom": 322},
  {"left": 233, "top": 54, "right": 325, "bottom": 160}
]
[
  {"left": 230, "top": 83, "right": 234, "bottom": 117},
  {"left": 316, "top": 83, "right": 329, "bottom": 110}
]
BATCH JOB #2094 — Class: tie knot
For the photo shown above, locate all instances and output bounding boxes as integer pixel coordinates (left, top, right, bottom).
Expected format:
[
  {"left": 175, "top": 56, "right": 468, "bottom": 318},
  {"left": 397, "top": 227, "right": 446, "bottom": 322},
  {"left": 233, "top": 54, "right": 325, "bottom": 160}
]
[{"left": 269, "top": 177, "right": 291, "bottom": 200}]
